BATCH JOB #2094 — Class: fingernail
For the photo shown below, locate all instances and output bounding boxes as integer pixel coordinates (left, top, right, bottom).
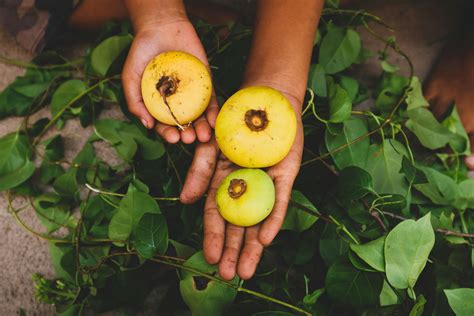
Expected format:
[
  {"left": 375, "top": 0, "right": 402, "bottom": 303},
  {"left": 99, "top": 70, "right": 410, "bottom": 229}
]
[
  {"left": 465, "top": 156, "right": 474, "bottom": 169},
  {"left": 141, "top": 118, "right": 149, "bottom": 129}
]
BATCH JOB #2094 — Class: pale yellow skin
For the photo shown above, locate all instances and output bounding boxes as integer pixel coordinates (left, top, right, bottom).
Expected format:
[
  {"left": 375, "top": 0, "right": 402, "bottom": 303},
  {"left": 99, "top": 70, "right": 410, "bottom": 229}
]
[
  {"left": 216, "top": 169, "right": 275, "bottom": 227},
  {"left": 215, "top": 86, "right": 297, "bottom": 168},
  {"left": 141, "top": 51, "right": 212, "bottom": 125}
]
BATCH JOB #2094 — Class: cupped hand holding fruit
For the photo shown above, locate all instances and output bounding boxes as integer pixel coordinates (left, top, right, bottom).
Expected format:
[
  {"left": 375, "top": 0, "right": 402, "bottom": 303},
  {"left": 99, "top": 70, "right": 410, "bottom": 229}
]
[
  {"left": 203, "top": 89, "right": 304, "bottom": 280},
  {"left": 122, "top": 2, "right": 218, "bottom": 144}
]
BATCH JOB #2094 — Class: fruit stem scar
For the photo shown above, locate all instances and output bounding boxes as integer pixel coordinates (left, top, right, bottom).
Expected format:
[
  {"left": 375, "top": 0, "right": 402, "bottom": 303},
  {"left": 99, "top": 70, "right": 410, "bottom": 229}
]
[
  {"left": 245, "top": 109, "right": 268, "bottom": 131},
  {"left": 228, "top": 179, "right": 247, "bottom": 198},
  {"left": 156, "top": 76, "right": 186, "bottom": 130}
]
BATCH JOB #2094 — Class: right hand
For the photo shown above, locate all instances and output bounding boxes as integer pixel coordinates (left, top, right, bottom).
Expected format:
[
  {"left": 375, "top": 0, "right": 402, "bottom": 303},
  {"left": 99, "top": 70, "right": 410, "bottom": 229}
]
[{"left": 122, "top": 18, "right": 219, "bottom": 144}]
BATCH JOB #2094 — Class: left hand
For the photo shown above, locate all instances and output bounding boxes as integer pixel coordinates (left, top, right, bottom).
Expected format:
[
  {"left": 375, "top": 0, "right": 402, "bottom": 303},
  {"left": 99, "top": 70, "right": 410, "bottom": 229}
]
[{"left": 202, "top": 92, "right": 304, "bottom": 280}]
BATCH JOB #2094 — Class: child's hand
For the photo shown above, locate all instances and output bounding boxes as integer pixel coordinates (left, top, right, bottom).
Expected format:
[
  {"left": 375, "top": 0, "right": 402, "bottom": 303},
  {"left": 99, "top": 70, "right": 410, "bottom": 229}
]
[{"left": 122, "top": 19, "right": 218, "bottom": 144}]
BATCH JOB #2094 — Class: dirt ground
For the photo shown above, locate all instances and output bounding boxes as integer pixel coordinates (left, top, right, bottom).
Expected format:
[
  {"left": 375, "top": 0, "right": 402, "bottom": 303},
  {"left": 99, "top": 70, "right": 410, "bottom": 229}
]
[{"left": 0, "top": 0, "right": 462, "bottom": 314}]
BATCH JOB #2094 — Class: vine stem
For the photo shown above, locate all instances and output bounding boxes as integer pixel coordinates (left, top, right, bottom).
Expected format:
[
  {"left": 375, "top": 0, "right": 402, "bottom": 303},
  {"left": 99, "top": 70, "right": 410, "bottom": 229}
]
[
  {"left": 32, "top": 74, "right": 121, "bottom": 146},
  {"left": 0, "top": 55, "right": 84, "bottom": 70},
  {"left": 301, "top": 14, "right": 414, "bottom": 167},
  {"left": 147, "top": 257, "right": 311, "bottom": 315},
  {"left": 85, "top": 183, "right": 180, "bottom": 201},
  {"left": 381, "top": 211, "right": 474, "bottom": 238}
]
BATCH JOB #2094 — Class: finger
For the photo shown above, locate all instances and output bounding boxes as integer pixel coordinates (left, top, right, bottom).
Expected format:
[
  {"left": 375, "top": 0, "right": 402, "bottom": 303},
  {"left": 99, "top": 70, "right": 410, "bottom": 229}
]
[
  {"left": 122, "top": 45, "right": 155, "bottom": 129},
  {"left": 206, "top": 92, "right": 219, "bottom": 128},
  {"left": 237, "top": 225, "right": 264, "bottom": 280},
  {"left": 181, "top": 126, "right": 197, "bottom": 144},
  {"left": 180, "top": 138, "right": 219, "bottom": 203},
  {"left": 203, "top": 155, "right": 237, "bottom": 264},
  {"left": 218, "top": 224, "right": 245, "bottom": 280},
  {"left": 465, "top": 133, "right": 474, "bottom": 170},
  {"left": 155, "top": 123, "right": 180, "bottom": 144},
  {"left": 194, "top": 115, "right": 212, "bottom": 143},
  {"left": 258, "top": 175, "right": 294, "bottom": 246}
]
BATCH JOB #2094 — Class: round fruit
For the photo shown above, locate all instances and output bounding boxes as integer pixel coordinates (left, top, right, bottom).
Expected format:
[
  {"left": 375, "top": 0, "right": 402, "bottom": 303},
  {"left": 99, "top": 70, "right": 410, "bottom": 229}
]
[
  {"left": 141, "top": 51, "right": 212, "bottom": 127},
  {"left": 216, "top": 169, "right": 275, "bottom": 227},
  {"left": 215, "top": 86, "right": 297, "bottom": 168}
]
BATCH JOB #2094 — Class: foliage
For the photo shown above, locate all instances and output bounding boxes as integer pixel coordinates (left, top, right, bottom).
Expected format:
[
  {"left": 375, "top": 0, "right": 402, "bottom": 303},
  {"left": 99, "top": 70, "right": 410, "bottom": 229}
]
[{"left": 0, "top": 6, "right": 473, "bottom": 316}]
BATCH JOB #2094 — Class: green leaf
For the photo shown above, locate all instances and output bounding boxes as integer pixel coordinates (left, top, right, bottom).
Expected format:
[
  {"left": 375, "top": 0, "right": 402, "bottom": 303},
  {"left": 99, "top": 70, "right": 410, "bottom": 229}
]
[
  {"left": 50, "top": 79, "right": 87, "bottom": 118},
  {"left": 91, "top": 35, "right": 132, "bottom": 76},
  {"left": 53, "top": 168, "right": 79, "bottom": 197},
  {"left": 444, "top": 288, "right": 474, "bottom": 316},
  {"left": 0, "top": 132, "right": 35, "bottom": 191},
  {"left": 350, "top": 236, "right": 385, "bottom": 272},
  {"left": 134, "top": 213, "right": 169, "bottom": 259},
  {"left": 385, "top": 213, "right": 435, "bottom": 289},
  {"left": 366, "top": 139, "right": 408, "bottom": 196},
  {"left": 328, "top": 83, "right": 352, "bottom": 122},
  {"left": 319, "top": 27, "right": 361, "bottom": 74},
  {"left": 325, "top": 117, "right": 369, "bottom": 170},
  {"left": 33, "top": 194, "right": 76, "bottom": 233},
  {"left": 319, "top": 224, "right": 349, "bottom": 266},
  {"left": 454, "top": 179, "right": 474, "bottom": 210},
  {"left": 405, "top": 77, "right": 429, "bottom": 110},
  {"left": 381, "top": 60, "right": 399, "bottom": 73},
  {"left": 325, "top": 259, "right": 383, "bottom": 307},
  {"left": 303, "top": 288, "right": 325, "bottom": 306},
  {"left": 281, "top": 191, "right": 318, "bottom": 232},
  {"left": 108, "top": 187, "right": 161, "bottom": 242},
  {"left": 415, "top": 166, "right": 458, "bottom": 205},
  {"left": 43, "top": 135, "right": 64, "bottom": 161},
  {"left": 0, "top": 69, "right": 64, "bottom": 118},
  {"left": 94, "top": 119, "right": 165, "bottom": 161},
  {"left": 442, "top": 105, "right": 470, "bottom": 154},
  {"left": 308, "top": 64, "right": 327, "bottom": 97},
  {"left": 338, "top": 166, "right": 374, "bottom": 200},
  {"left": 180, "top": 251, "right": 238, "bottom": 316},
  {"left": 48, "top": 243, "right": 76, "bottom": 282},
  {"left": 379, "top": 279, "right": 402, "bottom": 306},
  {"left": 338, "top": 76, "right": 359, "bottom": 101},
  {"left": 409, "top": 295, "right": 427, "bottom": 316},
  {"left": 375, "top": 73, "right": 409, "bottom": 112},
  {"left": 406, "top": 107, "right": 454, "bottom": 150}
]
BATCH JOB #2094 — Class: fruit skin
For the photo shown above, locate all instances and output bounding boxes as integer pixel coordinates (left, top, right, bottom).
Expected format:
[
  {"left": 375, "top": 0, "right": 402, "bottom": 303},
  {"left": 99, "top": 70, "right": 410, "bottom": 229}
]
[
  {"left": 141, "top": 51, "right": 212, "bottom": 125},
  {"left": 215, "top": 86, "right": 297, "bottom": 168},
  {"left": 216, "top": 169, "right": 275, "bottom": 227}
]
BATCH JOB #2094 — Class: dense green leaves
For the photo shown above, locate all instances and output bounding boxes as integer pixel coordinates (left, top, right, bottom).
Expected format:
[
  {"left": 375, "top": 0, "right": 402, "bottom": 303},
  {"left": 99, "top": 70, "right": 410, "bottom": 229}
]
[
  {"left": 319, "top": 27, "right": 361, "bottom": 74},
  {"left": 0, "top": 132, "right": 35, "bottom": 190},
  {"left": 94, "top": 119, "right": 165, "bottom": 161},
  {"left": 444, "top": 288, "right": 474, "bottom": 316},
  {"left": 0, "top": 69, "right": 65, "bottom": 118},
  {"left": 385, "top": 213, "right": 435, "bottom": 290},
  {"left": 180, "top": 252, "right": 238, "bottom": 316}
]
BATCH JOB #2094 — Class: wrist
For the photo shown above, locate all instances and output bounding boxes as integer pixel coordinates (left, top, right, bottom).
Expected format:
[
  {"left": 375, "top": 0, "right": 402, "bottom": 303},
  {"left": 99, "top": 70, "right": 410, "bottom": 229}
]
[
  {"left": 124, "top": 0, "right": 188, "bottom": 33},
  {"left": 240, "top": 77, "right": 306, "bottom": 116}
]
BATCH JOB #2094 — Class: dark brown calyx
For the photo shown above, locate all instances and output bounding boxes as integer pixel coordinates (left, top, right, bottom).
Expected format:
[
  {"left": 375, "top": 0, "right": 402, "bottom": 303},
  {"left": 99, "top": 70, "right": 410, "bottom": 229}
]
[
  {"left": 228, "top": 179, "right": 247, "bottom": 199},
  {"left": 156, "top": 76, "right": 185, "bottom": 130},
  {"left": 245, "top": 109, "right": 268, "bottom": 131}
]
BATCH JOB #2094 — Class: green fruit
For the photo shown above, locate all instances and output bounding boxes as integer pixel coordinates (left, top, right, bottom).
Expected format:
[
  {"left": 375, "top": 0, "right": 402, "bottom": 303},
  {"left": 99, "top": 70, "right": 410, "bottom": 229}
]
[{"left": 216, "top": 169, "right": 275, "bottom": 227}]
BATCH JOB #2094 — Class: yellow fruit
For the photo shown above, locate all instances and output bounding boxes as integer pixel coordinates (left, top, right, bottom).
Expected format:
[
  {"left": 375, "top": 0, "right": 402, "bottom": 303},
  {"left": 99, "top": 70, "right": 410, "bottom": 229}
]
[
  {"left": 141, "top": 51, "right": 212, "bottom": 127},
  {"left": 215, "top": 86, "right": 297, "bottom": 168},
  {"left": 216, "top": 169, "right": 275, "bottom": 227}
]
